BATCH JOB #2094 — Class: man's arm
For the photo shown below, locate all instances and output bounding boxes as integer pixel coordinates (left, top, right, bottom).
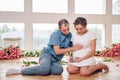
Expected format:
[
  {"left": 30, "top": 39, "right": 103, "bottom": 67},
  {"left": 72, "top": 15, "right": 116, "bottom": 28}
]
[{"left": 53, "top": 44, "right": 83, "bottom": 55}]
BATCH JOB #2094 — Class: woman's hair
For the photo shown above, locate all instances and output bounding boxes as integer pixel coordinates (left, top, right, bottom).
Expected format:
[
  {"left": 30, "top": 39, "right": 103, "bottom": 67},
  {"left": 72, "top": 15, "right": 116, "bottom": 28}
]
[
  {"left": 73, "top": 17, "right": 87, "bottom": 27},
  {"left": 58, "top": 19, "right": 69, "bottom": 29}
]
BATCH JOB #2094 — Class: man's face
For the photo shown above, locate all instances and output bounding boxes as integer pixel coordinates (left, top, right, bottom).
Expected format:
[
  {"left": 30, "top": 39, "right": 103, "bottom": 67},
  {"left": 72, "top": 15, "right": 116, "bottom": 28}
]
[{"left": 60, "top": 24, "right": 70, "bottom": 35}]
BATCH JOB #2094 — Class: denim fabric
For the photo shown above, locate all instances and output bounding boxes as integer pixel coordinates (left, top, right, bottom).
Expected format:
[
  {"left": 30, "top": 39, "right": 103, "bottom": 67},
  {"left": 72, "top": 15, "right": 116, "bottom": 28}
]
[
  {"left": 46, "top": 30, "right": 72, "bottom": 61},
  {"left": 22, "top": 53, "right": 63, "bottom": 76}
]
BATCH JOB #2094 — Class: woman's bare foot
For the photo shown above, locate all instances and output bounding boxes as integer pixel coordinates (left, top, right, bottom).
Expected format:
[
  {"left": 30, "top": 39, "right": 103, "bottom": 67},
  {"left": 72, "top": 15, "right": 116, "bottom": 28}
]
[{"left": 97, "top": 62, "right": 109, "bottom": 72}]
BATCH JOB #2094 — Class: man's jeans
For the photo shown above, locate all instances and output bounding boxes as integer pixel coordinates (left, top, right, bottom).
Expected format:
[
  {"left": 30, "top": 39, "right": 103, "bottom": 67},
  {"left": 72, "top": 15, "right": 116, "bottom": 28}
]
[{"left": 22, "top": 53, "right": 63, "bottom": 76}]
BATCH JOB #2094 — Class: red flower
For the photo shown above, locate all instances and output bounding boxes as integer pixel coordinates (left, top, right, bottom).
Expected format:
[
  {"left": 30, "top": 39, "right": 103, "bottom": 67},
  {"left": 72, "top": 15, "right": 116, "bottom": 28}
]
[
  {"left": 0, "top": 45, "right": 22, "bottom": 60},
  {"left": 95, "top": 43, "right": 120, "bottom": 57},
  {"left": 116, "top": 64, "right": 119, "bottom": 67}
]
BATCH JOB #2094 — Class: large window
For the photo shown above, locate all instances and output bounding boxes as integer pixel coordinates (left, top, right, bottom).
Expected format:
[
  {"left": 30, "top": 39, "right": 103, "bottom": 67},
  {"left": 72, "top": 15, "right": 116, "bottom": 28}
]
[
  {"left": 75, "top": 0, "right": 106, "bottom": 14},
  {"left": 33, "top": 24, "right": 105, "bottom": 50},
  {"left": 87, "top": 24, "right": 105, "bottom": 49},
  {"left": 0, "top": 23, "right": 24, "bottom": 49},
  {"left": 0, "top": 0, "right": 120, "bottom": 50},
  {"left": 33, "top": 23, "right": 57, "bottom": 50},
  {"left": 112, "top": 24, "right": 120, "bottom": 43},
  {"left": 112, "top": 0, "right": 120, "bottom": 15},
  {"left": 32, "top": 0, "right": 68, "bottom": 13},
  {"left": 0, "top": 0, "right": 24, "bottom": 12}
]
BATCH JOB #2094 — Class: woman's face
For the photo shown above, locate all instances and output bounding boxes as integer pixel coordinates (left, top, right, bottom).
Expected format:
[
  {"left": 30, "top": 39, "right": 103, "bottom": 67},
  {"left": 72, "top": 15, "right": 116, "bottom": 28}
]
[{"left": 74, "top": 24, "right": 87, "bottom": 35}]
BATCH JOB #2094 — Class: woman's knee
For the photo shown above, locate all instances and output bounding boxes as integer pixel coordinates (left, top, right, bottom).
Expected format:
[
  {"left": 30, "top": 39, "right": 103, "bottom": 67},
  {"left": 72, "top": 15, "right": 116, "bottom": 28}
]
[
  {"left": 67, "top": 65, "right": 79, "bottom": 74},
  {"left": 79, "top": 69, "right": 90, "bottom": 76},
  {"left": 67, "top": 66, "right": 72, "bottom": 73}
]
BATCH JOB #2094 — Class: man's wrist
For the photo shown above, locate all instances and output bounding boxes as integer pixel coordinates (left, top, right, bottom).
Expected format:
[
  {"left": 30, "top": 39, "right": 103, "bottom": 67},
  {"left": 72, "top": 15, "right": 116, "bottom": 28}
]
[{"left": 69, "top": 47, "right": 74, "bottom": 52}]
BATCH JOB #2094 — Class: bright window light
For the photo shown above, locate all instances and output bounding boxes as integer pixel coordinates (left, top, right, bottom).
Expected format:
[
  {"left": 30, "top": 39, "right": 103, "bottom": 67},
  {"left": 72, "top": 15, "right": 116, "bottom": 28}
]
[
  {"left": 75, "top": 0, "right": 106, "bottom": 14},
  {"left": 87, "top": 24, "right": 105, "bottom": 49},
  {"left": 0, "top": 23, "right": 24, "bottom": 49},
  {"left": 0, "top": 0, "right": 24, "bottom": 12},
  {"left": 32, "top": 0, "right": 68, "bottom": 13},
  {"left": 112, "top": 0, "right": 120, "bottom": 15},
  {"left": 33, "top": 23, "right": 58, "bottom": 50},
  {"left": 112, "top": 24, "right": 120, "bottom": 43}
]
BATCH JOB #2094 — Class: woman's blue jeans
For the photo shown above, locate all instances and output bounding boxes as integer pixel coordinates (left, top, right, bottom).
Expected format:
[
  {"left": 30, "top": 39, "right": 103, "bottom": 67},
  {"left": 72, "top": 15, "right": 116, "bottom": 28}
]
[{"left": 21, "top": 53, "right": 63, "bottom": 76}]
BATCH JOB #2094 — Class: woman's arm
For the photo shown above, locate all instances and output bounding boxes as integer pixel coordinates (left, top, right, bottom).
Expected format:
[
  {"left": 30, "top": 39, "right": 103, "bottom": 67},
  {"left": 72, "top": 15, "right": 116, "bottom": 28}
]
[
  {"left": 69, "top": 53, "right": 74, "bottom": 62},
  {"left": 82, "top": 39, "right": 96, "bottom": 59}
]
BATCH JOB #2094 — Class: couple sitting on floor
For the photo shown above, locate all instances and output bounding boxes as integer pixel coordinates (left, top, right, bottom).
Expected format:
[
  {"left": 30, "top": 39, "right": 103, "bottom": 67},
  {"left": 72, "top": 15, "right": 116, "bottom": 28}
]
[{"left": 6, "top": 17, "right": 109, "bottom": 76}]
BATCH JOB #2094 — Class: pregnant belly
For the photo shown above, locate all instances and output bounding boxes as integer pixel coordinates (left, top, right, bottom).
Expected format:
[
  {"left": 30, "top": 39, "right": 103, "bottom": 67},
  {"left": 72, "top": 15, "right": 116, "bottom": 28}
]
[{"left": 72, "top": 49, "right": 90, "bottom": 59}]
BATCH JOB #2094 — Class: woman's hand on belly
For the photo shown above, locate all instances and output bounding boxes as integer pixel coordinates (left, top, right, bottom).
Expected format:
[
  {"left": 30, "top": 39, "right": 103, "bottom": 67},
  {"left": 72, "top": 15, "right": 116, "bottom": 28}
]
[
  {"left": 69, "top": 56, "right": 74, "bottom": 62},
  {"left": 74, "top": 57, "right": 84, "bottom": 62}
]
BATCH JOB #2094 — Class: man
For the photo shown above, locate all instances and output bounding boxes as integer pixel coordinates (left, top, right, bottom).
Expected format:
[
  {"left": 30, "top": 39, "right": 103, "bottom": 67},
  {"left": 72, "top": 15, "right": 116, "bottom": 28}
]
[{"left": 6, "top": 19, "right": 83, "bottom": 76}]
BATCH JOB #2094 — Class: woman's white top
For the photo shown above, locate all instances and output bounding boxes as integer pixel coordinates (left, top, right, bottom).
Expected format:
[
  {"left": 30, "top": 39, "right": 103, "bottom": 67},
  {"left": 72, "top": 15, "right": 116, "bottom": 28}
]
[{"left": 70, "top": 30, "right": 97, "bottom": 67}]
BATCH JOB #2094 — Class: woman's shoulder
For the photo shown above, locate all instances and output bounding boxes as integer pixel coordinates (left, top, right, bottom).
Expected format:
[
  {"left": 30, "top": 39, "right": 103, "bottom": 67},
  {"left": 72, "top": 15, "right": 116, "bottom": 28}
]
[
  {"left": 87, "top": 29, "right": 96, "bottom": 39},
  {"left": 87, "top": 30, "right": 95, "bottom": 35}
]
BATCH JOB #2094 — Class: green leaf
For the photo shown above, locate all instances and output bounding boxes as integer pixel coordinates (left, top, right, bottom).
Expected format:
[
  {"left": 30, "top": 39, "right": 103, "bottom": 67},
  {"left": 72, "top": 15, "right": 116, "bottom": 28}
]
[
  {"left": 60, "top": 60, "right": 68, "bottom": 65},
  {"left": 103, "top": 58, "right": 111, "bottom": 62},
  {"left": 23, "top": 60, "right": 27, "bottom": 64}
]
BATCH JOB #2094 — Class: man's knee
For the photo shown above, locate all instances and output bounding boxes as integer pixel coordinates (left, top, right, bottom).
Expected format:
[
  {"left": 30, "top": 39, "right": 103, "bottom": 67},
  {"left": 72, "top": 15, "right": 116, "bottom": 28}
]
[
  {"left": 39, "top": 65, "right": 51, "bottom": 75},
  {"left": 51, "top": 65, "right": 63, "bottom": 75},
  {"left": 59, "top": 66, "right": 64, "bottom": 73},
  {"left": 55, "top": 66, "right": 63, "bottom": 74}
]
